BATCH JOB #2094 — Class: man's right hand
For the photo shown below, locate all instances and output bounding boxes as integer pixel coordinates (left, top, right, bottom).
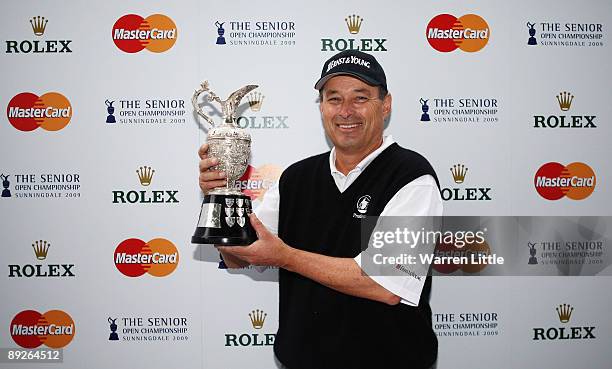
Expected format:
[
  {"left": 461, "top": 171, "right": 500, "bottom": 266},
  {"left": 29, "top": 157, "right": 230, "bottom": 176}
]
[{"left": 198, "top": 143, "right": 227, "bottom": 194}]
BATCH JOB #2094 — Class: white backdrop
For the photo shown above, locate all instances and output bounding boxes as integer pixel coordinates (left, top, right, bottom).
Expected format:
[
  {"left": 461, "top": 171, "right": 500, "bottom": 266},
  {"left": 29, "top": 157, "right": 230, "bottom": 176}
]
[{"left": 1, "top": 0, "right": 611, "bottom": 368}]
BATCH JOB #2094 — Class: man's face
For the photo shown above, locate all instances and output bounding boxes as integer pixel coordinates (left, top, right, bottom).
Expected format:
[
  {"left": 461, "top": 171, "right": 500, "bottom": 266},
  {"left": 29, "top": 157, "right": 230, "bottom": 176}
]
[{"left": 319, "top": 75, "right": 391, "bottom": 156}]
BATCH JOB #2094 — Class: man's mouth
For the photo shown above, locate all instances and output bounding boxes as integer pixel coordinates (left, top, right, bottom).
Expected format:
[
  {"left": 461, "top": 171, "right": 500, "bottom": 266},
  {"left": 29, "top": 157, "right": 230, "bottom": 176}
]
[{"left": 336, "top": 122, "right": 363, "bottom": 130}]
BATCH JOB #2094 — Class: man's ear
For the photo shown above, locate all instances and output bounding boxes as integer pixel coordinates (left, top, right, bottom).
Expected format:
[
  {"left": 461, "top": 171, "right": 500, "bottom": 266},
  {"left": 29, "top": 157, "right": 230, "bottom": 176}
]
[{"left": 383, "top": 93, "right": 392, "bottom": 118}]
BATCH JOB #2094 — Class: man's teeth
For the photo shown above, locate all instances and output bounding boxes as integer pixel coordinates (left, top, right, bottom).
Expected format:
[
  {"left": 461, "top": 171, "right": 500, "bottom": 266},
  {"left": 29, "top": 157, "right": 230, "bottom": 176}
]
[{"left": 338, "top": 123, "right": 361, "bottom": 128}]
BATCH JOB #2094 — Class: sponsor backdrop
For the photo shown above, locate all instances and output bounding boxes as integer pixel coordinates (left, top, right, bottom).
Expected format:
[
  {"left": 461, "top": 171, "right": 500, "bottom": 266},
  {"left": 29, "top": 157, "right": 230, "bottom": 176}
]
[{"left": 1, "top": 0, "right": 610, "bottom": 368}]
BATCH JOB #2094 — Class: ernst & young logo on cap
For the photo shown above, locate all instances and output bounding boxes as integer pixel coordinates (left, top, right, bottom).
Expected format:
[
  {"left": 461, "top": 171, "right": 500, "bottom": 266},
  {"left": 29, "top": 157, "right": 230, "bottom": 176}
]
[
  {"left": 112, "top": 14, "right": 177, "bottom": 53},
  {"left": 7, "top": 92, "right": 72, "bottom": 131},
  {"left": 11, "top": 310, "right": 75, "bottom": 348},
  {"left": 426, "top": 14, "right": 490, "bottom": 52},
  {"left": 534, "top": 162, "right": 596, "bottom": 200},
  {"left": 114, "top": 238, "right": 179, "bottom": 277}
]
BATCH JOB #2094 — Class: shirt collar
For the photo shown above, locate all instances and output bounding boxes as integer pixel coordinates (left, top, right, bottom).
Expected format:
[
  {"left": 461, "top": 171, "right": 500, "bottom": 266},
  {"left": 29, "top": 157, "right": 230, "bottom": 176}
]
[{"left": 329, "top": 135, "right": 395, "bottom": 175}]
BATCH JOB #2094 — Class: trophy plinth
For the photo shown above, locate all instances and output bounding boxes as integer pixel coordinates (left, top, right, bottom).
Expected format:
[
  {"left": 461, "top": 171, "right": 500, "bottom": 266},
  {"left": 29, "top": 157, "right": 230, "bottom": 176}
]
[
  {"left": 192, "top": 81, "right": 258, "bottom": 246},
  {"left": 192, "top": 194, "right": 257, "bottom": 245}
]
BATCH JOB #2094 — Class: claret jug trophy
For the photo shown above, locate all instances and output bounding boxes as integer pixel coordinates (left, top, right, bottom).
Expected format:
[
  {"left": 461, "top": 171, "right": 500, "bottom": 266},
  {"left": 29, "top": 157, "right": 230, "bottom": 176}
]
[{"left": 191, "top": 81, "right": 258, "bottom": 245}]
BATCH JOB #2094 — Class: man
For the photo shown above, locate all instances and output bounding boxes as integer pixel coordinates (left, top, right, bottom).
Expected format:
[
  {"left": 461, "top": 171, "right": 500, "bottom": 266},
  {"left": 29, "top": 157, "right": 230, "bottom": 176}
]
[{"left": 199, "top": 50, "right": 442, "bottom": 369}]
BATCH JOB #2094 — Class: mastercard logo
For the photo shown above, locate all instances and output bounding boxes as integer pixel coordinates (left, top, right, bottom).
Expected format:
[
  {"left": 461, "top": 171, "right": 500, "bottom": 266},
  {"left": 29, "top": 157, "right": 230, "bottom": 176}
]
[
  {"left": 6, "top": 92, "right": 72, "bottom": 132},
  {"left": 534, "top": 162, "right": 596, "bottom": 200},
  {"left": 432, "top": 239, "right": 491, "bottom": 274},
  {"left": 236, "top": 164, "right": 283, "bottom": 201},
  {"left": 112, "top": 14, "right": 178, "bottom": 53},
  {"left": 114, "top": 238, "right": 179, "bottom": 277},
  {"left": 10, "top": 310, "right": 75, "bottom": 349},
  {"left": 426, "top": 14, "right": 490, "bottom": 52}
]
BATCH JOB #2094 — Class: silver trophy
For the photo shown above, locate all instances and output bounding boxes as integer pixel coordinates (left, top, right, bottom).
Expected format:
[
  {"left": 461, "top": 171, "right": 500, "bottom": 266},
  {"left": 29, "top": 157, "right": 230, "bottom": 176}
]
[{"left": 191, "top": 81, "right": 258, "bottom": 245}]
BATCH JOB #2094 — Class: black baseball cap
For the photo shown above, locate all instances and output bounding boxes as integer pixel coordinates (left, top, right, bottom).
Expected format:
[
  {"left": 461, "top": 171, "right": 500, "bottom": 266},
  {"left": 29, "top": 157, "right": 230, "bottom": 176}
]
[{"left": 314, "top": 50, "right": 387, "bottom": 91}]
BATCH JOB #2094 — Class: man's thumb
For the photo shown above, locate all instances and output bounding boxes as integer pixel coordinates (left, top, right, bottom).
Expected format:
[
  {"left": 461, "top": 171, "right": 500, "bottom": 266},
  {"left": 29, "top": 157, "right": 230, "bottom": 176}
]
[{"left": 249, "top": 213, "right": 268, "bottom": 239}]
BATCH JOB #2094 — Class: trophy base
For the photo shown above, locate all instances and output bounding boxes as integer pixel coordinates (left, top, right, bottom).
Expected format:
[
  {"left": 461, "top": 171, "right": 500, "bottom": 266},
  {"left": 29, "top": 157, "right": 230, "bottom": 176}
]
[{"left": 192, "top": 193, "right": 257, "bottom": 246}]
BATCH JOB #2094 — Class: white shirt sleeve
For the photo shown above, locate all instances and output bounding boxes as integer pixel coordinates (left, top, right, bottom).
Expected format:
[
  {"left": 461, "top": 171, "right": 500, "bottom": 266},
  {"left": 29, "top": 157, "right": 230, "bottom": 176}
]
[
  {"left": 254, "top": 181, "right": 280, "bottom": 236},
  {"left": 354, "top": 174, "right": 443, "bottom": 306},
  {"left": 249, "top": 182, "right": 280, "bottom": 272}
]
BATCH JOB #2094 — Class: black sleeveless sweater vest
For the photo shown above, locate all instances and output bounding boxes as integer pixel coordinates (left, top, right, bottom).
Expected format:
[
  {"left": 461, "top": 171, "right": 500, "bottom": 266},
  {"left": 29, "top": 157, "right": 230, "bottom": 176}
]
[{"left": 275, "top": 143, "right": 440, "bottom": 369}]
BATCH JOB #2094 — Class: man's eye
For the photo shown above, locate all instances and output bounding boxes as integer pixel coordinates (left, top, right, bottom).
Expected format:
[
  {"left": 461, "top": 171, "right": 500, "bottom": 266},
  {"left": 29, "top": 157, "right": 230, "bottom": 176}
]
[
  {"left": 327, "top": 97, "right": 341, "bottom": 103},
  {"left": 355, "top": 96, "right": 369, "bottom": 103}
]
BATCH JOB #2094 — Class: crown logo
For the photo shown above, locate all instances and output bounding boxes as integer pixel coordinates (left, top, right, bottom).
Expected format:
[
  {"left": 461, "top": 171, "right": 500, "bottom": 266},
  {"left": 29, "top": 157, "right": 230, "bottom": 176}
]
[
  {"left": 246, "top": 92, "right": 265, "bottom": 112},
  {"left": 450, "top": 164, "right": 468, "bottom": 184},
  {"left": 136, "top": 166, "right": 155, "bottom": 186},
  {"left": 30, "top": 16, "right": 48, "bottom": 36},
  {"left": 32, "top": 240, "right": 50, "bottom": 260},
  {"left": 556, "top": 91, "right": 574, "bottom": 111},
  {"left": 345, "top": 14, "right": 363, "bottom": 34},
  {"left": 248, "top": 309, "right": 267, "bottom": 329},
  {"left": 556, "top": 303, "right": 574, "bottom": 323}
]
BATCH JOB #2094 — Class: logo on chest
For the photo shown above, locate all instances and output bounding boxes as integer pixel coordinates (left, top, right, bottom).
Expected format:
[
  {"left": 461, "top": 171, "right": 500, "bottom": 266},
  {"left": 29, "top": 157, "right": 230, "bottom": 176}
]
[{"left": 353, "top": 195, "right": 371, "bottom": 218}]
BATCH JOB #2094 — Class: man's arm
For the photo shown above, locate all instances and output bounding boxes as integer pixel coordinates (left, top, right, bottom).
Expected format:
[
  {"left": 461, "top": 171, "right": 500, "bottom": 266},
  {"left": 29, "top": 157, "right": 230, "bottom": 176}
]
[
  {"left": 219, "top": 251, "right": 250, "bottom": 268},
  {"left": 218, "top": 214, "right": 401, "bottom": 306}
]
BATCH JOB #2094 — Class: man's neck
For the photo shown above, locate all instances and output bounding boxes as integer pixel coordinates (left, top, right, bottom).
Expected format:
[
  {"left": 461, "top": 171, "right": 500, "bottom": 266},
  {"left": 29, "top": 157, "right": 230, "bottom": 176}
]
[{"left": 334, "top": 138, "right": 384, "bottom": 175}]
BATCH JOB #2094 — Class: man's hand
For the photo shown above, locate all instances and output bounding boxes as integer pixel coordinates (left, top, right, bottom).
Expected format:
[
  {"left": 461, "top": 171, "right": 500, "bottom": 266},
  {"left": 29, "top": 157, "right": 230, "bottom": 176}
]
[
  {"left": 198, "top": 143, "right": 227, "bottom": 194},
  {"left": 217, "top": 213, "right": 294, "bottom": 268},
  {"left": 219, "top": 214, "right": 400, "bottom": 305}
]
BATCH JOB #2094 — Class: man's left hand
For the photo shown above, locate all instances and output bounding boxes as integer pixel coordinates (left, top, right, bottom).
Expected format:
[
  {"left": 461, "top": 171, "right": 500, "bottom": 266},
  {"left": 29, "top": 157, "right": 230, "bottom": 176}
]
[{"left": 217, "top": 213, "right": 293, "bottom": 268}]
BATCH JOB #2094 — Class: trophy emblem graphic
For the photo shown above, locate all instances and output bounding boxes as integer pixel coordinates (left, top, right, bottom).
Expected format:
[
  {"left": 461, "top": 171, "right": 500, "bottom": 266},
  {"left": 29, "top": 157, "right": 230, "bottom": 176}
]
[
  {"left": 215, "top": 21, "right": 227, "bottom": 45},
  {"left": 1, "top": 174, "right": 11, "bottom": 197},
  {"left": 108, "top": 317, "right": 119, "bottom": 341},
  {"left": 105, "top": 100, "right": 116, "bottom": 123},
  {"left": 528, "top": 242, "right": 538, "bottom": 264},
  {"left": 527, "top": 22, "right": 537, "bottom": 45},
  {"left": 419, "top": 98, "right": 431, "bottom": 122}
]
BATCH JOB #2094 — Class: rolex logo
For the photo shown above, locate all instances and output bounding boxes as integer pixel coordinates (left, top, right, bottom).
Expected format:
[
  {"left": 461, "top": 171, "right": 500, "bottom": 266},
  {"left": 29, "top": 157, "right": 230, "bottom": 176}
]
[
  {"left": 246, "top": 92, "right": 265, "bottom": 112},
  {"left": 345, "top": 14, "right": 363, "bottom": 34},
  {"left": 556, "top": 303, "right": 573, "bottom": 323},
  {"left": 249, "top": 309, "right": 267, "bottom": 329},
  {"left": 136, "top": 166, "right": 155, "bottom": 186},
  {"left": 30, "top": 16, "right": 48, "bottom": 36},
  {"left": 450, "top": 164, "right": 468, "bottom": 184},
  {"left": 32, "top": 240, "right": 50, "bottom": 260},
  {"left": 556, "top": 91, "right": 574, "bottom": 111}
]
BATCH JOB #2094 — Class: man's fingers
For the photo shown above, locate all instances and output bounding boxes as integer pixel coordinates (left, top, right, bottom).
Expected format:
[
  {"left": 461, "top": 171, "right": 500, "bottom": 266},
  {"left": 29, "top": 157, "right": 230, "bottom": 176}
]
[
  {"left": 198, "top": 143, "right": 209, "bottom": 159},
  {"left": 199, "top": 157, "right": 221, "bottom": 172},
  {"left": 199, "top": 179, "right": 227, "bottom": 192},
  {"left": 199, "top": 170, "right": 226, "bottom": 183}
]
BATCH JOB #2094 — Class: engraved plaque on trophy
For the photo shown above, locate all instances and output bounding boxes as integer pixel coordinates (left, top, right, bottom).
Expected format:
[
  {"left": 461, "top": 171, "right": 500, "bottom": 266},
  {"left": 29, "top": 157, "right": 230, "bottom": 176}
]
[{"left": 191, "top": 81, "right": 258, "bottom": 245}]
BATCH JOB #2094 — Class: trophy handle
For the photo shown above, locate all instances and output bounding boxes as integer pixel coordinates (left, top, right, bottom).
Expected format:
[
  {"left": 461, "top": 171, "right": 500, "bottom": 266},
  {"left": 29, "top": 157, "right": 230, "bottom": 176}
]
[
  {"left": 192, "top": 81, "right": 218, "bottom": 128},
  {"left": 221, "top": 85, "right": 258, "bottom": 123}
]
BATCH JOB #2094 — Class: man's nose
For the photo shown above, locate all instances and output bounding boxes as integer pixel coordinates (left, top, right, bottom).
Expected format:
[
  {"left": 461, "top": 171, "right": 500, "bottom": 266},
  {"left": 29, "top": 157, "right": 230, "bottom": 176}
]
[{"left": 338, "top": 99, "right": 354, "bottom": 118}]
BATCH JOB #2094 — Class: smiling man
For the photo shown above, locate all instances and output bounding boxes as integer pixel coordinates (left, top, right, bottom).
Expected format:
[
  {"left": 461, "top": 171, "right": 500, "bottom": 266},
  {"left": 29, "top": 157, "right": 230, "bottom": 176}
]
[{"left": 199, "top": 50, "right": 442, "bottom": 369}]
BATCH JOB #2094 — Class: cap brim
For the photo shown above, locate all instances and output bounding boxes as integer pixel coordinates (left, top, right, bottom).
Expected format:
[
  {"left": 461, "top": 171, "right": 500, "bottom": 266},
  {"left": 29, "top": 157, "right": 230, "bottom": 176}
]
[{"left": 314, "top": 72, "right": 381, "bottom": 90}]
